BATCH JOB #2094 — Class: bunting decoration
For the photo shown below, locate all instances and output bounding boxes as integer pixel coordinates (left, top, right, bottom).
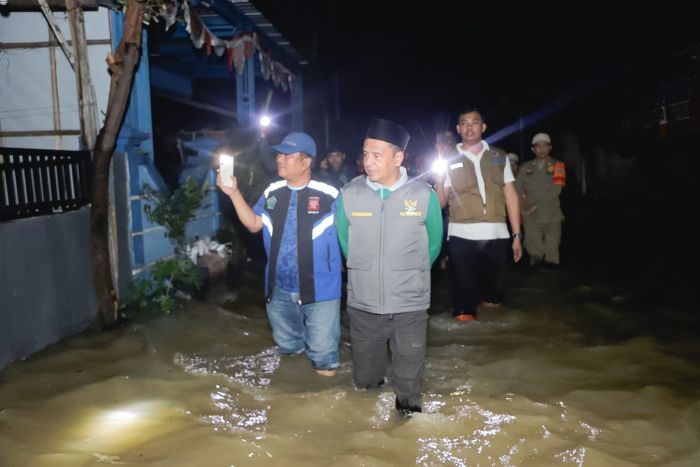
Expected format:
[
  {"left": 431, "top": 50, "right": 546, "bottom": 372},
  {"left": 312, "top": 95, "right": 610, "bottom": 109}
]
[
  {"left": 160, "top": 1, "right": 179, "bottom": 31},
  {"left": 260, "top": 50, "right": 272, "bottom": 81},
  {"left": 174, "top": 1, "right": 296, "bottom": 91}
]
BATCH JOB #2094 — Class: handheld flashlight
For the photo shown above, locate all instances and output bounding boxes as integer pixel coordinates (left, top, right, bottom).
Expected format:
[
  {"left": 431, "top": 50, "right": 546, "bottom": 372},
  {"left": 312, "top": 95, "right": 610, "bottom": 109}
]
[{"left": 432, "top": 157, "right": 447, "bottom": 175}]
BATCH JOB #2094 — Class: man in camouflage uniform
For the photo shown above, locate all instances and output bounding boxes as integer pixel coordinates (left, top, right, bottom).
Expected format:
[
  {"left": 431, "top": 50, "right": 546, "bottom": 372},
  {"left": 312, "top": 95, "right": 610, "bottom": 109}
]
[{"left": 517, "top": 132, "right": 566, "bottom": 267}]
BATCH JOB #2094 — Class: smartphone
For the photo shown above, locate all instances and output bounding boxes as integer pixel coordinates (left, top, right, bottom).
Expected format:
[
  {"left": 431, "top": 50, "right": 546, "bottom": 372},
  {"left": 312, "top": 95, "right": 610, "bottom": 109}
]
[{"left": 219, "top": 154, "right": 234, "bottom": 187}]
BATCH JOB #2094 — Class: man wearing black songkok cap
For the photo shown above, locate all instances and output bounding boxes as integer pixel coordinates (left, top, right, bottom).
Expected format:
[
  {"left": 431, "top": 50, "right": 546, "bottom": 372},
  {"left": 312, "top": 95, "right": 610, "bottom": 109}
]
[{"left": 335, "top": 118, "right": 443, "bottom": 416}]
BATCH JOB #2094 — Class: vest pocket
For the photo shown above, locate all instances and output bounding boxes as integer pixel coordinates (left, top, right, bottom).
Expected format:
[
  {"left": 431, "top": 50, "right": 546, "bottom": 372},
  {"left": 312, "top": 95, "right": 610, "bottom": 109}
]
[
  {"left": 389, "top": 253, "right": 424, "bottom": 299},
  {"left": 347, "top": 254, "right": 374, "bottom": 271},
  {"left": 347, "top": 255, "right": 376, "bottom": 308},
  {"left": 390, "top": 253, "right": 422, "bottom": 271}
]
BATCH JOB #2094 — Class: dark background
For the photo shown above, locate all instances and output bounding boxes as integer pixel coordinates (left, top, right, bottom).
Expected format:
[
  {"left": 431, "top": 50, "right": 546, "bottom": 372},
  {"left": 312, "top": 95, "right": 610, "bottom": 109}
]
[
  {"left": 249, "top": 2, "right": 699, "bottom": 153},
  {"left": 150, "top": 2, "right": 700, "bottom": 284},
  {"left": 245, "top": 2, "right": 700, "bottom": 276}
]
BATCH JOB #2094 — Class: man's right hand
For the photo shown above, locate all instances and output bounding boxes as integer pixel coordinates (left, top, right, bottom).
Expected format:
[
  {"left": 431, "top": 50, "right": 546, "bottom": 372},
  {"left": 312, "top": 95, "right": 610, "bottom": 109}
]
[
  {"left": 216, "top": 173, "right": 239, "bottom": 197},
  {"left": 524, "top": 204, "right": 537, "bottom": 215}
]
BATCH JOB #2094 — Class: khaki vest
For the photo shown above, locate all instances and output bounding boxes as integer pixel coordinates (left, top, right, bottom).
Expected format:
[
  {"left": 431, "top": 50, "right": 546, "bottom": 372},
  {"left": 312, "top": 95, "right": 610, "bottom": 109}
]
[{"left": 447, "top": 148, "right": 507, "bottom": 223}]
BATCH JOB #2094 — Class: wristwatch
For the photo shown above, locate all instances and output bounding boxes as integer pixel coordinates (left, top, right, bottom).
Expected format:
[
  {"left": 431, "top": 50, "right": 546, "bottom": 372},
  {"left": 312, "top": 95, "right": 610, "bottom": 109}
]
[{"left": 511, "top": 232, "right": 522, "bottom": 240}]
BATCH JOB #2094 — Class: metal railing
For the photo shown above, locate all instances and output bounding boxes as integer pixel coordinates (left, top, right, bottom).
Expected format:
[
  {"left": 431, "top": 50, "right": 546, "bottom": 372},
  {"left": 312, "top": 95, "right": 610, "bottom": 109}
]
[{"left": 0, "top": 147, "right": 92, "bottom": 221}]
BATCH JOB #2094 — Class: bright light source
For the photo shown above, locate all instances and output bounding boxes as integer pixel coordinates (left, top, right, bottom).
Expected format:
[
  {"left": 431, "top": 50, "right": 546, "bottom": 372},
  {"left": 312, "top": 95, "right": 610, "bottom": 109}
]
[
  {"left": 105, "top": 410, "right": 138, "bottom": 424},
  {"left": 432, "top": 157, "right": 447, "bottom": 175},
  {"left": 67, "top": 401, "right": 180, "bottom": 453},
  {"left": 259, "top": 116, "right": 271, "bottom": 127}
]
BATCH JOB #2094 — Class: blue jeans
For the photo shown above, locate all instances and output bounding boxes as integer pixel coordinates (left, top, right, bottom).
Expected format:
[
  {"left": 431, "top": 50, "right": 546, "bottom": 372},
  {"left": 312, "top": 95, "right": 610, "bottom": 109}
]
[{"left": 266, "top": 287, "right": 340, "bottom": 370}]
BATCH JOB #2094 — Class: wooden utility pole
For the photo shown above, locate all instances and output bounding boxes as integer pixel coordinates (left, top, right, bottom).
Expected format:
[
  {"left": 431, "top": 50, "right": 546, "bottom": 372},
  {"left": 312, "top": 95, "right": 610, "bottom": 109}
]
[
  {"left": 90, "top": 0, "right": 145, "bottom": 326},
  {"left": 66, "top": 0, "right": 98, "bottom": 150}
]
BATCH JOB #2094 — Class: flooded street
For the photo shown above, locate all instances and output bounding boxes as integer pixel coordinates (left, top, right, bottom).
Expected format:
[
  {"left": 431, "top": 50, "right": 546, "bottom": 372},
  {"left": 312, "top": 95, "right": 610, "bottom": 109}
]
[{"left": 1, "top": 265, "right": 699, "bottom": 466}]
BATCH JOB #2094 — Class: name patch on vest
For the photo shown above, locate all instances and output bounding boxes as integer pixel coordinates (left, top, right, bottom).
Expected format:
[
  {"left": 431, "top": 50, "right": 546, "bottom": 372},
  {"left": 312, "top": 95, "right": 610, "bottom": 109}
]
[
  {"left": 307, "top": 196, "right": 320, "bottom": 214},
  {"left": 351, "top": 211, "right": 373, "bottom": 217},
  {"left": 450, "top": 162, "right": 464, "bottom": 170},
  {"left": 400, "top": 199, "right": 422, "bottom": 217}
]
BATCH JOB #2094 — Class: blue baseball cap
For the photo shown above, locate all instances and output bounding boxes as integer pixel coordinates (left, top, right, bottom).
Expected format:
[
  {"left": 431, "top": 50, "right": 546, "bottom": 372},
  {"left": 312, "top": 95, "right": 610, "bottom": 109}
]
[{"left": 271, "top": 131, "right": 317, "bottom": 158}]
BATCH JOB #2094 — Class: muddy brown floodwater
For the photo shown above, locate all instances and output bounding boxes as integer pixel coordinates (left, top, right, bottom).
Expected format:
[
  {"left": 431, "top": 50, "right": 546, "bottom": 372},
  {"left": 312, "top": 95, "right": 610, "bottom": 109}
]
[{"left": 1, "top": 267, "right": 699, "bottom": 466}]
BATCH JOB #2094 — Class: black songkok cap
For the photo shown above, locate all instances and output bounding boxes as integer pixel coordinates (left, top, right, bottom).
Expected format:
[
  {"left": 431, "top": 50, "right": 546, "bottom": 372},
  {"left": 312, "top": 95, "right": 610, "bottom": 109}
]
[{"left": 365, "top": 118, "right": 410, "bottom": 151}]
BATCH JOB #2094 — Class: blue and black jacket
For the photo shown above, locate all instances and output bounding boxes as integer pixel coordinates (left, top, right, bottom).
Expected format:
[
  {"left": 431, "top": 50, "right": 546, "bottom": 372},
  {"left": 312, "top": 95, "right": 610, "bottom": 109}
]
[{"left": 258, "top": 179, "right": 342, "bottom": 304}]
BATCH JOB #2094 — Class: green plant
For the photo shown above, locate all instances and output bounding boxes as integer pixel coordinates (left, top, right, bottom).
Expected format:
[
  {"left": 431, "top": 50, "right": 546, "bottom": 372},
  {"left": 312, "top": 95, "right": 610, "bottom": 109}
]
[
  {"left": 131, "top": 177, "right": 208, "bottom": 315},
  {"left": 141, "top": 177, "right": 209, "bottom": 249},
  {"left": 131, "top": 256, "right": 201, "bottom": 315}
]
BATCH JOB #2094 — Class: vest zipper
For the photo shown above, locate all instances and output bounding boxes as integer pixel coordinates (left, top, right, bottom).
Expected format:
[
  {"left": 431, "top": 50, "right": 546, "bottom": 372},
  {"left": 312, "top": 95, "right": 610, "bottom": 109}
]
[{"left": 379, "top": 198, "right": 385, "bottom": 313}]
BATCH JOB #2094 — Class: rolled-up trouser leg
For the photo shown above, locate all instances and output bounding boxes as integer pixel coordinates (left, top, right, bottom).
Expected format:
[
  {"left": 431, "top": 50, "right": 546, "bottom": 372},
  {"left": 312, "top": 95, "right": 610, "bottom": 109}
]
[{"left": 302, "top": 298, "right": 341, "bottom": 370}]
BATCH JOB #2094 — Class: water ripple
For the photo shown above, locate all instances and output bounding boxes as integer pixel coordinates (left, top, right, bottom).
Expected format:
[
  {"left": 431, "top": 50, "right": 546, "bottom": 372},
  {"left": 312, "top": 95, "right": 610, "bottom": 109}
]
[{"left": 174, "top": 347, "right": 281, "bottom": 388}]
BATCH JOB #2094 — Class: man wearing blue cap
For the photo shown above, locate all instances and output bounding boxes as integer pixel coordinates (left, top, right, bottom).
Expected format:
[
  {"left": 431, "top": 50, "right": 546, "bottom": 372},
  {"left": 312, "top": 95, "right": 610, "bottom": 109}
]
[
  {"left": 335, "top": 118, "right": 443, "bottom": 416},
  {"left": 217, "top": 131, "right": 342, "bottom": 376}
]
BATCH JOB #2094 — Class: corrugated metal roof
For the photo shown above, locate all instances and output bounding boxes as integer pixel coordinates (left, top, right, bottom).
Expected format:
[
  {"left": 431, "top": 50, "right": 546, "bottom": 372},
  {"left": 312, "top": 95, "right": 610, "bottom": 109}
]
[{"left": 229, "top": 0, "right": 308, "bottom": 65}]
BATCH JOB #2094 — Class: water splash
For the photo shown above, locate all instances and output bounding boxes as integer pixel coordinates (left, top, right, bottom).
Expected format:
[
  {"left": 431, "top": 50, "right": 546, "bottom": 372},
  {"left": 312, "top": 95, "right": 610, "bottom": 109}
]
[
  {"left": 200, "top": 384, "right": 269, "bottom": 435},
  {"left": 174, "top": 346, "right": 281, "bottom": 388}
]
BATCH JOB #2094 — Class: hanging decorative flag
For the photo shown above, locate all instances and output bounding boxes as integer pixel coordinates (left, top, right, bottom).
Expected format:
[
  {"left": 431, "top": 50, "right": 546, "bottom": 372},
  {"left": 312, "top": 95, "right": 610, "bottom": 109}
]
[
  {"left": 174, "top": 1, "right": 296, "bottom": 92},
  {"left": 261, "top": 51, "right": 272, "bottom": 81},
  {"left": 226, "top": 47, "right": 234, "bottom": 72},
  {"left": 233, "top": 38, "right": 245, "bottom": 75}
]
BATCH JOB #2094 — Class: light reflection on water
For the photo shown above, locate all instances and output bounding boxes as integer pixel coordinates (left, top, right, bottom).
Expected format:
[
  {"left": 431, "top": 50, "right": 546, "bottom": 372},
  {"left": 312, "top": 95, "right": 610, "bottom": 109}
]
[
  {"left": 202, "top": 385, "right": 269, "bottom": 435},
  {"left": 174, "top": 346, "right": 281, "bottom": 388},
  {"left": 1, "top": 269, "right": 699, "bottom": 465}
]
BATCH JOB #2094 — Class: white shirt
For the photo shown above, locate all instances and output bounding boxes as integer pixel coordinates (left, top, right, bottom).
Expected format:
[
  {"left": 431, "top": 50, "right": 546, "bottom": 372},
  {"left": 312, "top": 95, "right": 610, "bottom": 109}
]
[{"left": 444, "top": 141, "right": 515, "bottom": 241}]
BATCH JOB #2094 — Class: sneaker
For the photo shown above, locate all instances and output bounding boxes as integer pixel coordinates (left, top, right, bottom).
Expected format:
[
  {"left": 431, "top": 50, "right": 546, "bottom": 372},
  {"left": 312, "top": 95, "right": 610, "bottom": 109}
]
[
  {"left": 315, "top": 369, "right": 337, "bottom": 377},
  {"left": 395, "top": 398, "right": 422, "bottom": 417},
  {"left": 454, "top": 312, "right": 476, "bottom": 322}
]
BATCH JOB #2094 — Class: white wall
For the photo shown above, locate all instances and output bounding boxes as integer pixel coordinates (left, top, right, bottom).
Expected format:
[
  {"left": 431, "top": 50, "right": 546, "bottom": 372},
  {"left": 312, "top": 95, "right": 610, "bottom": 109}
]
[{"left": 0, "top": 8, "right": 112, "bottom": 149}]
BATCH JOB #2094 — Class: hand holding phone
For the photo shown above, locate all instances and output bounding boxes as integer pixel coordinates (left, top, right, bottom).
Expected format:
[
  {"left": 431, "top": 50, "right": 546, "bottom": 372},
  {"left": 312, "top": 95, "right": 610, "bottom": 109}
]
[{"left": 219, "top": 154, "right": 234, "bottom": 188}]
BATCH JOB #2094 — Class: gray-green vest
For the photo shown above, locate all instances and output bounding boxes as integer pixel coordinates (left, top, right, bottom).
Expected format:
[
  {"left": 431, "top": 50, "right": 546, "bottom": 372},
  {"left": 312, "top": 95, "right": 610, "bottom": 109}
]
[
  {"left": 447, "top": 148, "right": 507, "bottom": 223},
  {"left": 342, "top": 177, "right": 432, "bottom": 314}
]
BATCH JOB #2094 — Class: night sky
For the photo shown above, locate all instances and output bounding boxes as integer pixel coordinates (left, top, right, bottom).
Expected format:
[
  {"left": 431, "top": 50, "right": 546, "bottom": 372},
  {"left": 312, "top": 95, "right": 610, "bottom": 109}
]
[
  {"left": 250, "top": 1, "right": 699, "bottom": 153},
  {"left": 238, "top": 2, "right": 700, "bottom": 274}
]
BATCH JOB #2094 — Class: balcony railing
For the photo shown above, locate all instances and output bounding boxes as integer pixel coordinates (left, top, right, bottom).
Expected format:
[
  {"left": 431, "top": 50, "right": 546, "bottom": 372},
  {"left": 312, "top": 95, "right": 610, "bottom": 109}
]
[{"left": 0, "top": 147, "right": 92, "bottom": 221}]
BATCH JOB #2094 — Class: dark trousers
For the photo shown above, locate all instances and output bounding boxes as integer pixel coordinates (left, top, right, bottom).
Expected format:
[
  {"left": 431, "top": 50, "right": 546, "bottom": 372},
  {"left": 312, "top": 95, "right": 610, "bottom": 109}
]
[
  {"left": 447, "top": 237, "right": 510, "bottom": 315},
  {"left": 347, "top": 307, "right": 428, "bottom": 409}
]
